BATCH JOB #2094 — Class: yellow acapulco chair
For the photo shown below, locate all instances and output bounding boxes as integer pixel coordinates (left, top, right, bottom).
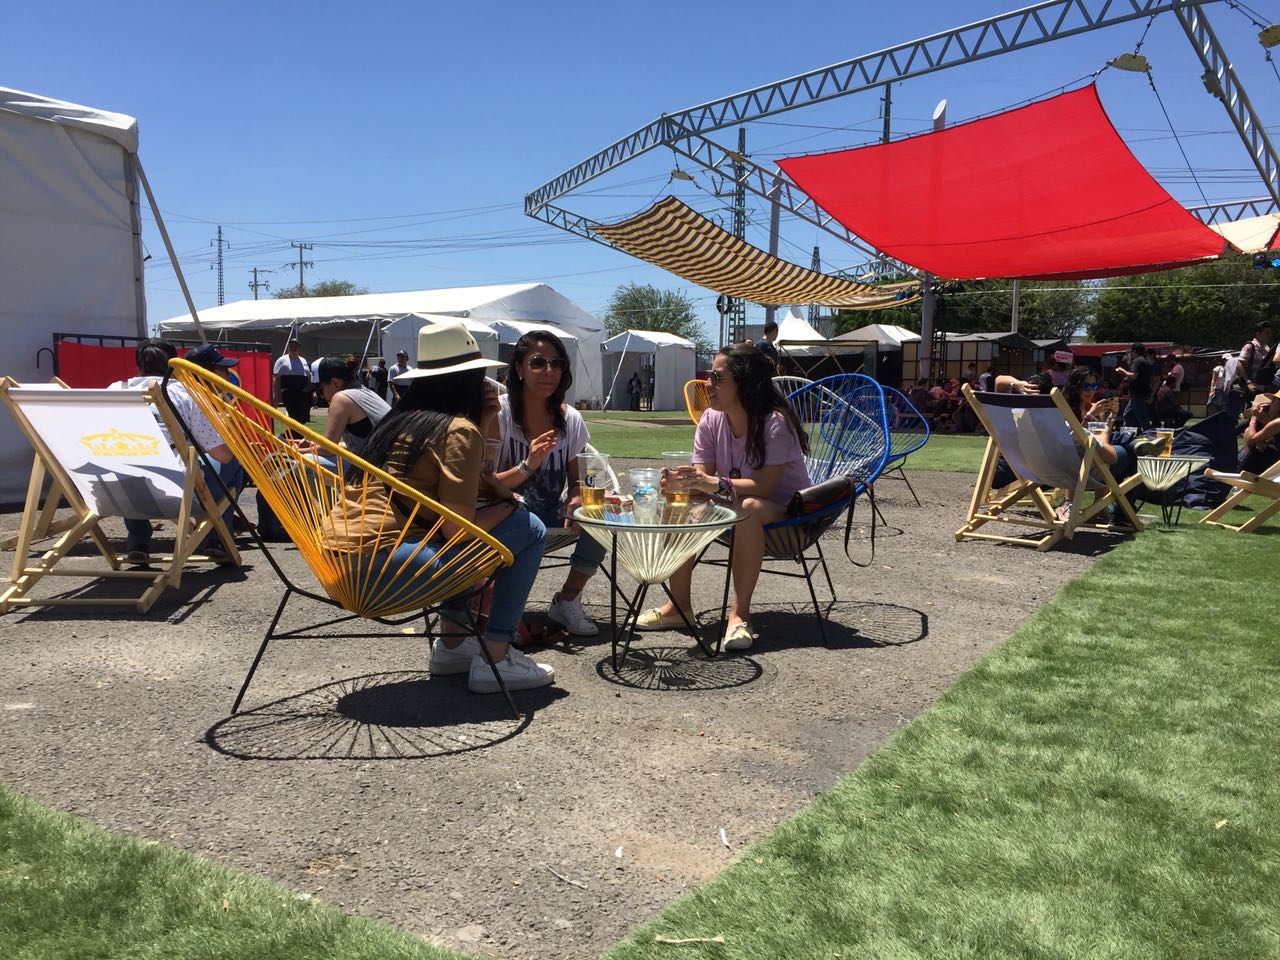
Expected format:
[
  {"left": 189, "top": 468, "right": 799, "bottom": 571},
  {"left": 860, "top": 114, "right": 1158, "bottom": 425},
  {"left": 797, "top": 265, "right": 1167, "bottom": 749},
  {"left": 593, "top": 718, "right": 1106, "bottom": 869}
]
[{"left": 165, "top": 358, "right": 518, "bottom": 716}]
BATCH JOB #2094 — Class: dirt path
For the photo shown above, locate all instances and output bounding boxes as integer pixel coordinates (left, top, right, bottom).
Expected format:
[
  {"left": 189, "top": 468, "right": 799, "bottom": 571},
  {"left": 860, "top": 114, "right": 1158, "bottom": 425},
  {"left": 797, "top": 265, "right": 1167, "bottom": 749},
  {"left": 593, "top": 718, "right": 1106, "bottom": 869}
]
[{"left": 0, "top": 470, "right": 1103, "bottom": 958}]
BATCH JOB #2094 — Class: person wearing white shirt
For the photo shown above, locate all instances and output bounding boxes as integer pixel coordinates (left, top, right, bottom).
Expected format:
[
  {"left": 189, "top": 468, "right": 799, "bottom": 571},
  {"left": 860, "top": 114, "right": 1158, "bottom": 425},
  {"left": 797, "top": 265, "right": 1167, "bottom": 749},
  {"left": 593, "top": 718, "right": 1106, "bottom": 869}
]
[
  {"left": 387, "top": 350, "right": 411, "bottom": 402},
  {"left": 272, "top": 339, "right": 311, "bottom": 425}
]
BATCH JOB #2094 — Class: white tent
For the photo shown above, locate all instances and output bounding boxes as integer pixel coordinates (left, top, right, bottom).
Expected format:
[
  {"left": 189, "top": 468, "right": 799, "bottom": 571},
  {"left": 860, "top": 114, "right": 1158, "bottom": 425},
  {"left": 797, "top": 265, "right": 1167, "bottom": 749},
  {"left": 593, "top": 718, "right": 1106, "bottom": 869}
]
[
  {"left": 381, "top": 313, "right": 500, "bottom": 363},
  {"left": 158, "top": 282, "right": 604, "bottom": 404},
  {"left": 600, "top": 330, "right": 696, "bottom": 411},
  {"left": 0, "top": 87, "right": 148, "bottom": 503},
  {"left": 835, "top": 323, "right": 921, "bottom": 348},
  {"left": 774, "top": 307, "right": 831, "bottom": 357}
]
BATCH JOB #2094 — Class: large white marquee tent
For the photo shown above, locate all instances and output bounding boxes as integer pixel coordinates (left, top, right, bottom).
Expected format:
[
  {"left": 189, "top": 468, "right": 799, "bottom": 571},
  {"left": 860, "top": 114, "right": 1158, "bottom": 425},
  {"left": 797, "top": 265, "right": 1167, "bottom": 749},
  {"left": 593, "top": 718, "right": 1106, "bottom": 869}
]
[
  {"left": 158, "top": 283, "right": 605, "bottom": 404},
  {"left": 600, "top": 329, "right": 696, "bottom": 411},
  {"left": 0, "top": 87, "right": 149, "bottom": 503}
]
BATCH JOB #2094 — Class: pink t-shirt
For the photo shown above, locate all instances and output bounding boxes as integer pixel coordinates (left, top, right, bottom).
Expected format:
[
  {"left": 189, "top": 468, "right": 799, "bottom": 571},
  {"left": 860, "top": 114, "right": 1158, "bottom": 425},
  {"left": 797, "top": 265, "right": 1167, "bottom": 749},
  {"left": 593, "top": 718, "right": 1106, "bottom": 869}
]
[{"left": 693, "top": 409, "right": 811, "bottom": 508}]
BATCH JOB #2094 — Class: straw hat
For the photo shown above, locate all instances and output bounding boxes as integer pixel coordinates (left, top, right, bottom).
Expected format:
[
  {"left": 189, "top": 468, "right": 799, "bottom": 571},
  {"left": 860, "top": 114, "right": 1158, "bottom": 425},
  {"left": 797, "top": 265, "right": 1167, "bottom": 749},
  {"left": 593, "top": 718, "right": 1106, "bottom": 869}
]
[{"left": 393, "top": 320, "right": 503, "bottom": 381}]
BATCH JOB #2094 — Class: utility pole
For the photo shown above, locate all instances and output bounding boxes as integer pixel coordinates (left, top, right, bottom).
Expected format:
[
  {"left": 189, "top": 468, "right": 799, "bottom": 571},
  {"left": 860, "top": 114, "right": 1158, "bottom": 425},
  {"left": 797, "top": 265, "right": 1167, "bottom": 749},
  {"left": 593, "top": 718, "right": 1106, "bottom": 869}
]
[
  {"left": 881, "top": 83, "right": 892, "bottom": 143},
  {"left": 249, "top": 267, "right": 273, "bottom": 300},
  {"left": 727, "top": 127, "right": 748, "bottom": 344},
  {"left": 212, "top": 226, "right": 229, "bottom": 306},
  {"left": 764, "top": 175, "right": 782, "bottom": 327},
  {"left": 808, "top": 245, "right": 821, "bottom": 324},
  {"left": 288, "top": 241, "right": 314, "bottom": 297}
]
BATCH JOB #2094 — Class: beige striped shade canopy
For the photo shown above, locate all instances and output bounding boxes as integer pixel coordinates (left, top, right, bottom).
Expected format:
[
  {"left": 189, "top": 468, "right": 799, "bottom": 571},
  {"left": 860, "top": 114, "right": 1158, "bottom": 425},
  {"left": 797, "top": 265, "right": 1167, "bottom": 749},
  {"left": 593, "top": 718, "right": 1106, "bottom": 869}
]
[{"left": 593, "top": 196, "right": 918, "bottom": 309}]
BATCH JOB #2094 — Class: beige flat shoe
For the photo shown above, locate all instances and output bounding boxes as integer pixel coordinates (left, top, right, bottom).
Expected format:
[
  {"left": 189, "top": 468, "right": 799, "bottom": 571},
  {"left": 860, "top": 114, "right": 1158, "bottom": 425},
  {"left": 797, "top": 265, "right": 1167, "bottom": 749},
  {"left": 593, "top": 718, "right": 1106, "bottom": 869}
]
[
  {"left": 723, "top": 621, "right": 754, "bottom": 652},
  {"left": 634, "top": 607, "right": 693, "bottom": 631}
]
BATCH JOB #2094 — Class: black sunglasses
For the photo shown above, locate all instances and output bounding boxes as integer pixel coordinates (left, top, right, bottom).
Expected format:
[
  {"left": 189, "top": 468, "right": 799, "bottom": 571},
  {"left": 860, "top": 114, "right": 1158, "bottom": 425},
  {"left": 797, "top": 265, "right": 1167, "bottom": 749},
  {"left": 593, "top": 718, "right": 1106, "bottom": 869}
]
[
  {"left": 1083, "top": 382, "right": 1099, "bottom": 390},
  {"left": 526, "top": 356, "right": 565, "bottom": 371},
  {"left": 708, "top": 370, "right": 731, "bottom": 384}
]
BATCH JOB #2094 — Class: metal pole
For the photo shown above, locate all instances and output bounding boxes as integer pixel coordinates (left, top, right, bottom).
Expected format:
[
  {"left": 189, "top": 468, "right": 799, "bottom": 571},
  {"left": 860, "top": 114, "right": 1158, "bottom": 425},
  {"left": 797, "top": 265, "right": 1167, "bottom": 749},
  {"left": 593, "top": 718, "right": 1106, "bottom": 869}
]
[
  {"left": 135, "top": 159, "right": 207, "bottom": 342},
  {"left": 881, "top": 83, "right": 892, "bottom": 143},
  {"left": 765, "top": 175, "right": 782, "bottom": 326},
  {"left": 1010, "top": 279, "right": 1021, "bottom": 333},
  {"left": 918, "top": 100, "right": 947, "bottom": 382}
]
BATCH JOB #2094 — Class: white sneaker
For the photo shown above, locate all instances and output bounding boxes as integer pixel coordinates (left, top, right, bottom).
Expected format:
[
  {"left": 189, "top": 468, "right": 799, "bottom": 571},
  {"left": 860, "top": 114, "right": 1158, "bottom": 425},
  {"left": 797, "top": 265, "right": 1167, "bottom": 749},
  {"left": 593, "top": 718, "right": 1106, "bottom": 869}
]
[
  {"left": 468, "top": 649, "right": 556, "bottom": 694},
  {"left": 430, "top": 635, "right": 481, "bottom": 675},
  {"left": 547, "top": 594, "right": 599, "bottom": 636}
]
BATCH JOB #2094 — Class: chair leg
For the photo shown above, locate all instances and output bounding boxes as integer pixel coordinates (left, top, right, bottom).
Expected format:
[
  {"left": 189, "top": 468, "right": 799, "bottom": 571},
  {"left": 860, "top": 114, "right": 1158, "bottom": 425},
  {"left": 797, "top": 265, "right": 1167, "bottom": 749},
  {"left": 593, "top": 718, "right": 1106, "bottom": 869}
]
[
  {"left": 460, "top": 601, "right": 519, "bottom": 720},
  {"left": 232, "top": 586, "right": 293, "bottom": 714},
  {"left": 719, "top": 529, "right": 734, "bottom": 651},
  {"left": 798, "top": 552, "right": 830, "bottom": 648},
  {"left": 871, "top": 488, "right": 888, "bottom": 526},
  {"left": 902, "top": 471, "right": 922, "bottom": 507},
  {"left": 814, "top": 539, "right": 836, "bottom": 602}
]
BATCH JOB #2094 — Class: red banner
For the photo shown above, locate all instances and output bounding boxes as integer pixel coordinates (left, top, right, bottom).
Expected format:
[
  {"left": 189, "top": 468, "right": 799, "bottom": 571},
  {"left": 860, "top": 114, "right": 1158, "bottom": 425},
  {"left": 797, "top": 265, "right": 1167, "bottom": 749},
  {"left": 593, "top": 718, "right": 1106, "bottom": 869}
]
[{"left": 54, "top": 339, "right": 273, "bottom": 407}]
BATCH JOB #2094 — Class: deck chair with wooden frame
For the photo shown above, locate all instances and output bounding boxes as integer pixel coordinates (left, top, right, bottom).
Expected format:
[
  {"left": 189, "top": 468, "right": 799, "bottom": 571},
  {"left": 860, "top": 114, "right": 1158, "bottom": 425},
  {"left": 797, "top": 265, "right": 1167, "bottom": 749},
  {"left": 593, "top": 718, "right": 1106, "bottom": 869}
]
[
  {"left": 1200, "top": 458, "right": 1280, "bottom": 533},
  {"left": 165, "top": 359, "right": 521, "bottom": 716},
  {"left": 0, "top": 378, "right": 239, "bottom": 614},
  {"left": 956, "top": 385, "right": 1143, "bottom": 551},
  {"left": 706, "top": 374, "right": 890, "bottom": 646}
]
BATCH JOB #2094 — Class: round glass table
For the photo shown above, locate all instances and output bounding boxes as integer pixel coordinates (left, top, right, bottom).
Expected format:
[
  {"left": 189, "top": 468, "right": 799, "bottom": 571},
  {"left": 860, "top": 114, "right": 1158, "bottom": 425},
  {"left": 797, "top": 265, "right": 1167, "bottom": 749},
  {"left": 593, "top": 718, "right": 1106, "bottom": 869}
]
[{"left": 573, "top": 503, "right": 744, "bottom": 670}]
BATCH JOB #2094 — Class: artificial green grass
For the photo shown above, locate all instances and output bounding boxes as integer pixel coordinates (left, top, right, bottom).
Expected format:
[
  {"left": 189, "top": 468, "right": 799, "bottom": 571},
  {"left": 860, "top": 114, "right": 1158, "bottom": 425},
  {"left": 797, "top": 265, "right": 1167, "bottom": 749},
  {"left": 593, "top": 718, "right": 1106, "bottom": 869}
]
[
  {"left": 0, "top": 788, "right": 468, "bottom": 960},
  {"left": 608, "top": 518, "right": 1280, "bottom": 959}
]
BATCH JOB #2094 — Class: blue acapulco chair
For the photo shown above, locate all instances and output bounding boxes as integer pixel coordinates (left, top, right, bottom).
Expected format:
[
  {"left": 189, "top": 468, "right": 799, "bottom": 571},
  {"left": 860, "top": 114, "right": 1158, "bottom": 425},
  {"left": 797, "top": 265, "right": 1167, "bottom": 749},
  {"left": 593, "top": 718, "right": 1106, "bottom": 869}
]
[{"left": 876, "top": 385, "right": 930, "bottom": 507}]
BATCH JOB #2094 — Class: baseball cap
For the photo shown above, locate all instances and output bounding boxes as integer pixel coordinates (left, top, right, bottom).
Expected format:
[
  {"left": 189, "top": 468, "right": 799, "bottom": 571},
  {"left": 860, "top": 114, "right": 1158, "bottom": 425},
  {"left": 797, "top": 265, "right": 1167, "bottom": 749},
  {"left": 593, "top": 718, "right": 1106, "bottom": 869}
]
[{"left": 185, "top": 343, "right": 239, "bottom": 368}]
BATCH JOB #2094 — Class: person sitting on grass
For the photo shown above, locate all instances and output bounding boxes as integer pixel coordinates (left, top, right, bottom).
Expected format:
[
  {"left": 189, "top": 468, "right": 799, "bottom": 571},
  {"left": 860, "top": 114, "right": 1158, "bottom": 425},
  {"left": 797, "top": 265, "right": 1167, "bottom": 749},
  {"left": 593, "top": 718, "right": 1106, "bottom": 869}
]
[
  {"left": 638, "top": 343, "right": 811, "bottom": 651},
  {"left": 327, "top": 320, "right": 554, "bottom": 695},
  {"left": 488, "top": 331, "right": 606, "bottom": 637}
]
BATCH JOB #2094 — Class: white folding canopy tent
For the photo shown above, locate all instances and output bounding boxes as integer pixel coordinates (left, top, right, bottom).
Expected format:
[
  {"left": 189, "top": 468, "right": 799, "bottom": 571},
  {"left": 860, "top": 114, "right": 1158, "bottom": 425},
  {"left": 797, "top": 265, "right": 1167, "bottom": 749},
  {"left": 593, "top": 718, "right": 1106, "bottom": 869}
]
[
  {"left": 835, "top": 323, "right": 921, "bottom": 348},
  {"left": 600, "top": 330, "right": 696, "bottom": 411},
  {"left": 0, "top": 88, "right": 150, "bottom": 503},
  {"left": 157, "top": 282, "right": 604, "bottom": 404}
]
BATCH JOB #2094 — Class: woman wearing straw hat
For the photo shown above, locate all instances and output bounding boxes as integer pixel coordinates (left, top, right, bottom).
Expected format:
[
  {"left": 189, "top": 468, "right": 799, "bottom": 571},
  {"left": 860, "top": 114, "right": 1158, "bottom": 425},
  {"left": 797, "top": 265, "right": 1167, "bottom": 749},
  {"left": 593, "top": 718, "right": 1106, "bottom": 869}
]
[{"left": 364, "top": 320, "right": 554, "bottom": 694}]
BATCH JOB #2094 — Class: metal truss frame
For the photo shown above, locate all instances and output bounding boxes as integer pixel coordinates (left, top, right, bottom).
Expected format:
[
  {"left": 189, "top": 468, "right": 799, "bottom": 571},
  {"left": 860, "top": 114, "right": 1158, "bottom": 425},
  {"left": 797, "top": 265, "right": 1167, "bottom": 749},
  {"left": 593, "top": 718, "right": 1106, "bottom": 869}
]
[
  {"left": 1186, "top": 195, "right": 1278, "bottom": 224},
  {"left": 1173, "top": 5, "right": 1280, "bottom": 208}
]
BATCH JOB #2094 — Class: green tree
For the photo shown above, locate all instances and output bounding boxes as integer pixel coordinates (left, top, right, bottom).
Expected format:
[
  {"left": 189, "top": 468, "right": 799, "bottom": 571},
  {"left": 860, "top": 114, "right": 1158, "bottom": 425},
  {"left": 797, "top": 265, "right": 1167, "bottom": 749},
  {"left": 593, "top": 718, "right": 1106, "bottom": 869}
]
[
  {"left": 1089, "top": 255, "right": 1279, "bottom": 347},
  {"left": 602, "top": 283, "right": 713, "bottom": 356},
  {"left": 273, "top": 278, "right": 369, "bottom": 299}
]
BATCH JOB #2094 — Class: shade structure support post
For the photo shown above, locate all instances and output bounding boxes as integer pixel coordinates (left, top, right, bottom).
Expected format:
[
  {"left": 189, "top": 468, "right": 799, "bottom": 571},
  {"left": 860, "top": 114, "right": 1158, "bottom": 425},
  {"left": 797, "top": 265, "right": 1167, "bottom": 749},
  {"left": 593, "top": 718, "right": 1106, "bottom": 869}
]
[
  {"left": 919, "top": 274, "right": 936, "bottom": 380},
  {"left": 764, "top": 175, "right": 783, "bottom": 326},
  {"left": 1011, "top": 279, "right": 1021, "bottom": 334},
  {"left": 1174, "top": 3, "right": 1280, "bottom": 209},
  {"left": 135, "top": 159, "right": 207, "bottom": 342}
]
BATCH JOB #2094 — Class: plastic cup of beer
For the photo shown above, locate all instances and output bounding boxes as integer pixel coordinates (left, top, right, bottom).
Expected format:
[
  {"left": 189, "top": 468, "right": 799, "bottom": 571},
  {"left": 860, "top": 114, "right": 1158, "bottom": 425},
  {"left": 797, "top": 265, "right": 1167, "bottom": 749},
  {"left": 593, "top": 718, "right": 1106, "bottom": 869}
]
[
  {"left": 1086, "top": 421, "right": 1109, "bottom": 441},
  {"left": 577, "top": 452, "right": 610, "bottom": 515},
  {"left": 1155, "top": 428, "right": 1174, "bottom": 457},
  {"left": 662, "top": 450, "right": 693, "bottom": 470}
]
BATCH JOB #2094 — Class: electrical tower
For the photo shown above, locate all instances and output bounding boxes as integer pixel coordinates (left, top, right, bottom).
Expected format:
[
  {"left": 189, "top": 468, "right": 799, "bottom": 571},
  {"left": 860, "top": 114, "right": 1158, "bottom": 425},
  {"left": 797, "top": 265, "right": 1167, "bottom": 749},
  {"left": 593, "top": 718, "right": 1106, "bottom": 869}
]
[
  {"left": 727, "top": 128, "right": 747, "bottom": 344},
  {"left": 249, "top": 267, "right": 273, "bottom": 300},
  {"left": 212, "top": 226, "right": 230, "bottom": 306},
  {"left": 287, "top": 242, "right": 314, "bottom": 296}
]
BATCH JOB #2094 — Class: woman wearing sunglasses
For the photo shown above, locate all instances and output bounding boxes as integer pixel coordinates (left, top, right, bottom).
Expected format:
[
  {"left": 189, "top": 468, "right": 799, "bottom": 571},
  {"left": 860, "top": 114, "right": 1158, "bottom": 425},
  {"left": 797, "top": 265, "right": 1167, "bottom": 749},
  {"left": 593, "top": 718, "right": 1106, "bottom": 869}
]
[
  {"left": 488, "top": 331, "right": 607, "bottom": 637},
  {"left": 639, "top": 343, "right": 810, "bottom": 651}
]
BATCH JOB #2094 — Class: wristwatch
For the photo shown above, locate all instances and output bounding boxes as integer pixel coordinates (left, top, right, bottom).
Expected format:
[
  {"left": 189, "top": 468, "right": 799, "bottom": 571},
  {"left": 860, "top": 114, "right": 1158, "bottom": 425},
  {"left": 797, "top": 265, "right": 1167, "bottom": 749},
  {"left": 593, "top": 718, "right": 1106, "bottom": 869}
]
[{"left": 517, "top": 459, "right": 532, "bottom": 476}]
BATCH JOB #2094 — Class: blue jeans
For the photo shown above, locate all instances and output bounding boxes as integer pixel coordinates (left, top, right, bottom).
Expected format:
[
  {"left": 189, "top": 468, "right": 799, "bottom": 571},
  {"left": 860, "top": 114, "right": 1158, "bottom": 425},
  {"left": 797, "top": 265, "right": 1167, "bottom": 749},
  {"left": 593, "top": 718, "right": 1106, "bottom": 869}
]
[
  {"left": 535, "top": 509, "right": 607, "bottom": 575},
  {"left": 1123, "top": 397, "right": 1151, "bottom": 432},
  {"left": 124, "top": 456, "right": 245, "bottom": 552}
]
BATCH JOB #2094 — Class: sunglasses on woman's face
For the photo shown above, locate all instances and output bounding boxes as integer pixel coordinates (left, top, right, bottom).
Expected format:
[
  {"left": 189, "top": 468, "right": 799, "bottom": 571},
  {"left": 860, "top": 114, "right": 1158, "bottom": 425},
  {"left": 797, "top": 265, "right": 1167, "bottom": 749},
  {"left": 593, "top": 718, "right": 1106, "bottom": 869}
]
[
  {"left": 526, "top": 355, "right": 565, "bottom": 371},
  {"left": 1083, "top": 382, "right": 1099, "bottom": 390},
  {"left": 708, "top": 370, "right": 732, "bottom": 384}
]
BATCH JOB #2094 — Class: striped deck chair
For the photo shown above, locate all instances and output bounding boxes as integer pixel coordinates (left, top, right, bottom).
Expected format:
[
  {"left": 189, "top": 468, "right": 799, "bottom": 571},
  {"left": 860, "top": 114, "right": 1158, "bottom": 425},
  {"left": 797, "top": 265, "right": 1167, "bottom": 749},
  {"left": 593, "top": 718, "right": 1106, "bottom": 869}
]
[
  {"left": 0, "top": 378, "right": 238, "bottom": 614},
  {"left": 956, "top": 385, "right": 1143, "bottom": 551},
  {"left": 166, "top": 359, "right": 520, "bottom": 716}
]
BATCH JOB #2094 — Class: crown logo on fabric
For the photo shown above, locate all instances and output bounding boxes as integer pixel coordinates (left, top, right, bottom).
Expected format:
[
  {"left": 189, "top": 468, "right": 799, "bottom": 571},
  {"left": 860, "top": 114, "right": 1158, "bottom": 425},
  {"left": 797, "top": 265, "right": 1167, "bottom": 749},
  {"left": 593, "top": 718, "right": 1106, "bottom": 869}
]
[{"left": 79, "top": 428, "right": 161, "bottom": 458}]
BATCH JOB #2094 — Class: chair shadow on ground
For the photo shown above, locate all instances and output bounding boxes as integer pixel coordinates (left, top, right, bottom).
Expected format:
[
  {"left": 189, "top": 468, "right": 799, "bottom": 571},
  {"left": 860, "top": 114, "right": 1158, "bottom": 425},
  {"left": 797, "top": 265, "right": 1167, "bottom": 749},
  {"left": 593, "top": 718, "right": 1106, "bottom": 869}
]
[
  {"left": 746, "top": 599, "right": 929, "bottom": 652},
  {"left": 596, "top": 643, "right": 767, "bottom": 693},
  {"left": 4, "top": 562, "right": 251, "bottom": 623},
  {"left": 204, "top": 671, "right": 565, "bottom": 761}
]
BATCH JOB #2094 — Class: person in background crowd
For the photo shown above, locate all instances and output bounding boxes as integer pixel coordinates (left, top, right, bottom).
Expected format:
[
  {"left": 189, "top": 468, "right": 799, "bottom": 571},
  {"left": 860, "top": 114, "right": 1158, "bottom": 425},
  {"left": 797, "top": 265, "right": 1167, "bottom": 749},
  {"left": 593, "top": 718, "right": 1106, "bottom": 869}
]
[
  {"left": 1239, "top": 392, "right": 1280, "bottom": 475},
  {"left": 370, "top": 357, "right": 389, "bottom": 400},
  {"left": 1166, "top": 355, "right": 1185, "bottom": 393},
  {"left": 489, "top": 331, "right": 605, "bottom": 637},
  {"left": 272, "top": 339, "right": 312, "bottom": 425},
  {"left": 627, "top": 371, "right": 642, "bottom": 411},
  {"left": 1153, "top": 373, "right": 1192, "bottom": 427},
  {"left": 907, "top": 378, "right": 930, "bottom": 410},
  {"left": 1233, "top": 321, "right": 1274, "bottom": 404},
  {"left": 309, "top": 355, "right": 323, "bottom": 405},
  {"left": 388, "top": 350, "right": 411, "bottom": 402},
  {"left": 1208, "top": 353, "right": 1231, "bottom": 415},
  {"left": 1115, "top": 342, "right": 1154, "bottom": 431},
  {"left": 756, "top": 321, "right": 780, "bottom": 368},
  {"left": 315, "top": 355, "right": 392, "bottom": 456},
  {"left": 977, "top": 364, "right": 996, "bottom": 392}
]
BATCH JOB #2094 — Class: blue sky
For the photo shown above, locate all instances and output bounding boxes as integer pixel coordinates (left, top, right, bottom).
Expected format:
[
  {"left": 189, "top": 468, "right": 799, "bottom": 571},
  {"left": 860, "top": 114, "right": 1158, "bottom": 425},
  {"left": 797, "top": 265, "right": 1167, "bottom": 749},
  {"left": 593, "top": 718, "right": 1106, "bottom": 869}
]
[{"left": 5, "top": 1, "right": 1278, "bottom": 340}]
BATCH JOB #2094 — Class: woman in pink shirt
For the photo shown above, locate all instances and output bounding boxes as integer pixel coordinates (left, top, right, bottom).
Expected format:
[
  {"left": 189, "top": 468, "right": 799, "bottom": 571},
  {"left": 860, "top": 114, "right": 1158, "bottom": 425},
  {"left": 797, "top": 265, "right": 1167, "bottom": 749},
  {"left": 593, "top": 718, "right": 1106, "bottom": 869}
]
[{"left": 637, "top": 343, "right": 811, "bottom": 651}]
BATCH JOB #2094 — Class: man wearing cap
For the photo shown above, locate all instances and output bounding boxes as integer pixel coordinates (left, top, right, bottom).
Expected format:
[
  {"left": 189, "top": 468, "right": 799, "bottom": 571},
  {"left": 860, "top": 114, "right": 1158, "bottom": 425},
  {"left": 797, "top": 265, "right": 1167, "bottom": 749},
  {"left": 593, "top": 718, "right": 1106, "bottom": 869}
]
[
  {"left": 272, "top": 339, "right": 311, "bottom": 425},
  {"left": 1240, "top": 393, "right": 1280, "bottom": 475},
  {"left": 388, "top": 350, "right": 411, "bottom": 402}
]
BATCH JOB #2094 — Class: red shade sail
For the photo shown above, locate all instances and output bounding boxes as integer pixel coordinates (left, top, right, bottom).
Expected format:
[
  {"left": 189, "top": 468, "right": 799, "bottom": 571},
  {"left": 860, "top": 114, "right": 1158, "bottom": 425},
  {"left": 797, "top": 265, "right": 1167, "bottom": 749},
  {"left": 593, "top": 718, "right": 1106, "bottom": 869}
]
[{"left": 778, "top": 85, "right": 1229, "bottom": 280}]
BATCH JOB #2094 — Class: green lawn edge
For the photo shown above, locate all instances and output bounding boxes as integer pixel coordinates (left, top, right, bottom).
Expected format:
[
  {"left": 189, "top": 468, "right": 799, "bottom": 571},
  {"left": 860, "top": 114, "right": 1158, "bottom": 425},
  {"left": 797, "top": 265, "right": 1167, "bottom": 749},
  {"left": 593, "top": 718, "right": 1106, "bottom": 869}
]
[
  {"left": 606, "top": 518, "right": 1280, "bottom": 959},
  {"left": 0, "top": 787, "right": 472, "bottom": 960}
]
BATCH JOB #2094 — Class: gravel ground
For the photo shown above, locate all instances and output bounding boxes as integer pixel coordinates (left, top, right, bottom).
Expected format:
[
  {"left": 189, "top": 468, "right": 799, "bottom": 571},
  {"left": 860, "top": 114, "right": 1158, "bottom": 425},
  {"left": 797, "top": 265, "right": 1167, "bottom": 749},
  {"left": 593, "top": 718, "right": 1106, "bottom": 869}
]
[{"left": 0, "top": 469, "right": 1108, "bottom": 959}]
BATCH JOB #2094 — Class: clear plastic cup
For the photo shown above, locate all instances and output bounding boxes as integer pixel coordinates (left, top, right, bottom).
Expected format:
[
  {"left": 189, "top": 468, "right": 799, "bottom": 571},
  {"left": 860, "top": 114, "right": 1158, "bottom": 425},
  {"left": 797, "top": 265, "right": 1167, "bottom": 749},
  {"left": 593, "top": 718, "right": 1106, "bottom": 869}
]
[
  {"left": 1086, "top": 421, "right": 1109, "bottom": 441},
  {"left": 482, "top": 438, "right": 501, "bottom": 476},
  {"left": 662, "top": 450, "right": 694, "bottom": 470},
  {"left": 577, "top": 452, "right": 610, "bottom": 514},
  {"left": 628, "top": 467, "right": 662, "bottom": 523},
  {"left": 1155, "top": 429, "right": 1174, "bottom": 457}
]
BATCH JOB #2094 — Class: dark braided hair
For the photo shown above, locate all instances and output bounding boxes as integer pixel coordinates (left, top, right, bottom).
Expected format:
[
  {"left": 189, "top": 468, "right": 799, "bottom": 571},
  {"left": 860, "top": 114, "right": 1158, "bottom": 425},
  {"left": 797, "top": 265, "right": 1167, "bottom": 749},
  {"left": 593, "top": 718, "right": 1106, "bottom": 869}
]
[
  {"left": 362, "top": 368, "right": 485, "bottom": 476},
  {"left": 717, "top": 343, "right": 808, "bottom": 469}
]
